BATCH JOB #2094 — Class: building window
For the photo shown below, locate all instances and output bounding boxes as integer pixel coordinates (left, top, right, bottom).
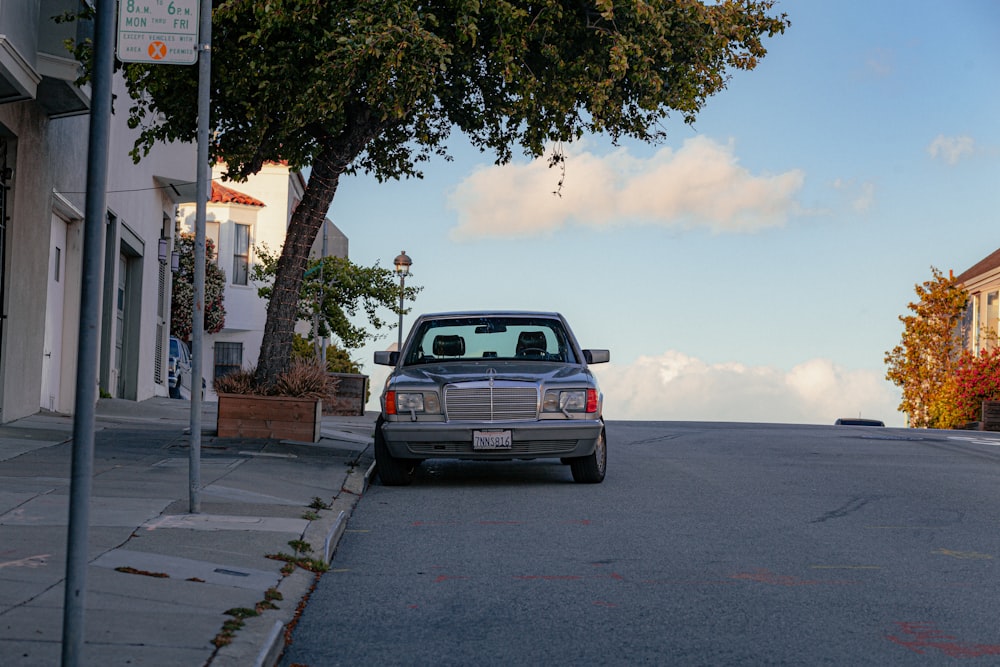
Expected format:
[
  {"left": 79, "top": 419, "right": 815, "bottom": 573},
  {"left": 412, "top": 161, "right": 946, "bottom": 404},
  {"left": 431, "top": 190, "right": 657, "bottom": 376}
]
[
  {"left": 206, "top": 221, "right": 220, "bottom": 264},
  {"left": 233, "top": 223, "right": 250, "bottom": 285},
  {"left": 969, "top": 296, "right": 980, "bottom": 356},
  {"left": 987, "top": 292, "right": 999, "bottom": 351},
  {"left": 214, "top": 342, "right": 243, "bottom": 379}
]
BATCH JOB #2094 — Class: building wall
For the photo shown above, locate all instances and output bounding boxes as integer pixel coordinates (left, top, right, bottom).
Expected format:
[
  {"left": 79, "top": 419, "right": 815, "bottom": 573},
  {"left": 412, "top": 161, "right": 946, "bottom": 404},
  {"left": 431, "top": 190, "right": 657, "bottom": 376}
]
[
  {"left": 44, "top": 108, "right": 88, "bottom": 414},
  {"left": 104, "top": 75, "right": 196, "bottom": 402},
  {"left": 0, "top": 48, "right": 195, "bottom": 421},
  {"left": 310, "top": 218, "right": 349, "bottom": 260},
  {"left": 961, "top": 266, "right": 1000, "bottom": 355},
  {"left": 0, "top": 102, "right": 65, "bottom": 420}
]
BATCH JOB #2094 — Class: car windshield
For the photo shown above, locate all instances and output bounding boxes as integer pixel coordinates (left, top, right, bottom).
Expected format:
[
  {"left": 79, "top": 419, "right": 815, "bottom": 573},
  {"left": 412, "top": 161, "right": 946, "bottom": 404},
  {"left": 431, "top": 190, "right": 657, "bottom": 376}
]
[
  {"left": 170, "top": 338, "right": 181, "bottom": 358},
  {"left": 403, "top": 316, "right": 577, "bottom": 365}
]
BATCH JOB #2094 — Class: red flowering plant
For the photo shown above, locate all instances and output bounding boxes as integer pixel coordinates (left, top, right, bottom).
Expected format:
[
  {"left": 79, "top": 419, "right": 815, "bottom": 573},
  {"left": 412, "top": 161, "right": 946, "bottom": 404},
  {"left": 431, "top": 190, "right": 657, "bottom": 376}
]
[
  {"left": 170, "top": 233, "right": 227, "bottom": 340},
  {"left": 929, "top": 349, "right": 1000, "bottom": 429}
]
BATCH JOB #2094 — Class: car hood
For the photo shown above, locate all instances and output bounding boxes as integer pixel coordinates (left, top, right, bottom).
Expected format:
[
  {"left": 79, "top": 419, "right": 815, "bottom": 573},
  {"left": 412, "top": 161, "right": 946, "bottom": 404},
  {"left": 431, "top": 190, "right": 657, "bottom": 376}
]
[{"left": 390, "top": 361, "right": 595, "bottom": 387}]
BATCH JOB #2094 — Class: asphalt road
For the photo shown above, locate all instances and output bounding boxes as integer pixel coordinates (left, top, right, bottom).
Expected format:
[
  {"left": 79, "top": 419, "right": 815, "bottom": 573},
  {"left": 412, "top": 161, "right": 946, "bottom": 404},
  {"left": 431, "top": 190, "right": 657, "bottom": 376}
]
[{"left": 279, "top": 421, "right": 1000, "bottom": 666}]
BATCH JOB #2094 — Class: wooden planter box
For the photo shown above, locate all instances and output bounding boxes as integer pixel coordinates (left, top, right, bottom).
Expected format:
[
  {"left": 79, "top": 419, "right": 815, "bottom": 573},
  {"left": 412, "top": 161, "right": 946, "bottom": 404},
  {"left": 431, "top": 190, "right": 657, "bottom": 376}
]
[
  {"left": 216, "top": 393, "right": 322, "bottom": 442},
  {"left": 982, "top": 400, "right": 1000, "bottom": 431},
  {"left": 323, "top": 373, "right": 368, "bottom": 416}
]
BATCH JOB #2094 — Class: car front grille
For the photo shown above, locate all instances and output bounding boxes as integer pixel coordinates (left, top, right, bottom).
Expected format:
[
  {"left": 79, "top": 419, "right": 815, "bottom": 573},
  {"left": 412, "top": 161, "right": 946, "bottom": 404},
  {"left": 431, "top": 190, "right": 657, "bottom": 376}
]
[{"left": 444, "top": 383, "right": 539, "bottom": 421}]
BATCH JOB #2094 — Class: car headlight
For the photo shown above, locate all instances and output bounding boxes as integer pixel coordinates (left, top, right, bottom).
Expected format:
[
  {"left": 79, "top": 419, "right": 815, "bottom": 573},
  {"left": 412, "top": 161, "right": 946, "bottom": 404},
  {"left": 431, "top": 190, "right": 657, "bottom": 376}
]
[
  {"left": 543, "top": 389, "right": 599, "bottom": 414},
  {"left": 387, "top": 391, "right": 441, "bottom": 415},
  {"left": 397, "top": 392, "right": 425, "bottom": 412}
]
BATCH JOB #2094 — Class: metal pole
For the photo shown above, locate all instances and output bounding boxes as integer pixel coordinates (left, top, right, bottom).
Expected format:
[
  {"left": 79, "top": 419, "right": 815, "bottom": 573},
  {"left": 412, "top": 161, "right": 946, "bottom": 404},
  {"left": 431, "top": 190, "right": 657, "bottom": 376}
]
[
  {"left": 189, "top": 0, "right": 211, "bottom": 513},
  {"left": 397, "top": 274, "right": 405, "bottom": 353},
  {"left": 393, "top": 251, "right": 411, "bottom": 356},
  {"left": 62, "top": 1, "right": 114, "bottom": 663}
]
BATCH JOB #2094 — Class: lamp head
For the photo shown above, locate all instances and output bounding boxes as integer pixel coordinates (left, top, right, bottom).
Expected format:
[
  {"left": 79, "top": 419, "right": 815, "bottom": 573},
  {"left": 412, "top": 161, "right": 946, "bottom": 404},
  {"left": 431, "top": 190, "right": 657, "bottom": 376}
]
[{"left": 394, "top": 250, "right": 412, "bottom": 277}]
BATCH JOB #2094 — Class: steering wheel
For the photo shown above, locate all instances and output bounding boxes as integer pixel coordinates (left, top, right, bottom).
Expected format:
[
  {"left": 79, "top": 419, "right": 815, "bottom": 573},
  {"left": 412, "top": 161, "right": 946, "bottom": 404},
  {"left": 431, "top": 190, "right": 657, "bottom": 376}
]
[{"left": 518, "top": 347, "right": 547, "bottom": 357}]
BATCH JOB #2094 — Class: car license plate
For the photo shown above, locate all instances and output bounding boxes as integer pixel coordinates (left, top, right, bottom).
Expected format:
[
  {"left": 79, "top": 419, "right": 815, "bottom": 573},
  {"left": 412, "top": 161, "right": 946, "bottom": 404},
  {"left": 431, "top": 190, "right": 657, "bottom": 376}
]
[{"left": 473, "top": 430, "right": 512, "bottom": 450}]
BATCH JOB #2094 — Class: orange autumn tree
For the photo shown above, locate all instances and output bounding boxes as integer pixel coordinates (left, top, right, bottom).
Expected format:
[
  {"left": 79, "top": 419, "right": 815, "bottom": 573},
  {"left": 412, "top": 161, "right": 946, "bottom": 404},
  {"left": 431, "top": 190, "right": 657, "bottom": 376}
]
[{"left": 885, "top": 267, "right": 968, "bottom": 428}]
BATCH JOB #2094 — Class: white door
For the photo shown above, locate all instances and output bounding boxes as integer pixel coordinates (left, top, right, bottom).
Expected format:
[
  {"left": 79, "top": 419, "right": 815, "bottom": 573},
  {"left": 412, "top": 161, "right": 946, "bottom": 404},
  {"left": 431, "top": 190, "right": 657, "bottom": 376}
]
[
  {"left": 115, "top": 254, "right": 126, "bottom": 397},
  {"left": 41, "top": 215, "right": 67, "bottom": 411}
]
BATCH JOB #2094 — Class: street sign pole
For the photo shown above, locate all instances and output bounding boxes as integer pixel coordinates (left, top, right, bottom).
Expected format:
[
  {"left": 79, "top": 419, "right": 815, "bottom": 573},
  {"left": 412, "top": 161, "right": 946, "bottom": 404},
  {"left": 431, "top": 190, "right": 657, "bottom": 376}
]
[
  {"left": 189, "top": 0, "right": 211, "bottom": 513},
  {"left": 115, "top": 0, "right": 205, "bottom": 514},
  {"left": 62, "top": 3, "right": 115, "bottom": 664},
  {"left": 60, "top": 1, "right": 204, "bottom": 661}
]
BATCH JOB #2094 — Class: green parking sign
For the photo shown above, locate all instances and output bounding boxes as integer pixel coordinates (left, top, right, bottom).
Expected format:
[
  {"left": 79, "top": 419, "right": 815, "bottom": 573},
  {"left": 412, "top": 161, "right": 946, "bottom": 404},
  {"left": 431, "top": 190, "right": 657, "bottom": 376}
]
[{"left": 116, "top": 0, "right": 199, "bottom": 64}]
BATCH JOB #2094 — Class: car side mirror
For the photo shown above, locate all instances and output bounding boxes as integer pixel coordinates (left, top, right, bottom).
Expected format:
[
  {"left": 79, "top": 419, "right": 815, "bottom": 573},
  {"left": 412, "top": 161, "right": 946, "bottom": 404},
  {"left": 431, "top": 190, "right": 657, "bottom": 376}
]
[
  {"left": 583, "top": 349, "right": 609, "bottom": 364},
  {"left": 374, "top": 350, "right": 399, "bottom": 366}
]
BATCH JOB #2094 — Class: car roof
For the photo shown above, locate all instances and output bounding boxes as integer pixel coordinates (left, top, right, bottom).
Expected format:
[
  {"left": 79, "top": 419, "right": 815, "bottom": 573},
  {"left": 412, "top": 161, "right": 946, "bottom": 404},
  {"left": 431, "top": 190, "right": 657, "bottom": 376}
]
[
  {"left": 415, "top": 311, "right": 564, "bottom": 320},
  {"left": 835, "top": 418, "right": 885, "bottom": 426}
]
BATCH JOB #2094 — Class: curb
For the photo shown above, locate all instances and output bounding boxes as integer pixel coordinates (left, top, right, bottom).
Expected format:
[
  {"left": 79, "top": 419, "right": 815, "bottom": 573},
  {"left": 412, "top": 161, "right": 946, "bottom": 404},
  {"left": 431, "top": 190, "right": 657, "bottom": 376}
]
[{"left": 210, "top": 460, "right": 376, "bottom": 666}]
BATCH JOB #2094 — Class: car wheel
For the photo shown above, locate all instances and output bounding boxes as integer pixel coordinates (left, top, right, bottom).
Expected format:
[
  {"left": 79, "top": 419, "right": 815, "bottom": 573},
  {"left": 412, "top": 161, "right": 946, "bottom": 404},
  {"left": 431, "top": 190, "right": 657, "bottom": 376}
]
[
  {"left": 374, "top": 417, "right": 416, "bottom": 486},
  {"left": 169, "top": 384, "right": 179, "bottom": 399},
  {"left": 570, "top": 426, "right": 606, "bottom": 484}
]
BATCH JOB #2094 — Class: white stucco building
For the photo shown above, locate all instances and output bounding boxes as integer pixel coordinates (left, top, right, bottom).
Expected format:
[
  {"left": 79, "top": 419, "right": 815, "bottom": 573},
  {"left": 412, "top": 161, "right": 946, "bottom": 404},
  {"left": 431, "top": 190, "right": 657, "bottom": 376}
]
[
  {"left": 0, "top": 3, "right": 196, "bottom": 421},
  {"left": 177, "top": 162, "right": 348, "bottom": 397}
]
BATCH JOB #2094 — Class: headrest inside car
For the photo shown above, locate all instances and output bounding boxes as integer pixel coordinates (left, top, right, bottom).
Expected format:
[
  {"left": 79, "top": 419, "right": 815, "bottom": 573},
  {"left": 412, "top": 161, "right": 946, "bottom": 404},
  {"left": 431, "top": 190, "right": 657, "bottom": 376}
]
[
  {"left": 432, "top": 335, "right": 466, "bottom": 357},
  {"left": 516, "top": 331, "right": 547, "bottom": 355}
]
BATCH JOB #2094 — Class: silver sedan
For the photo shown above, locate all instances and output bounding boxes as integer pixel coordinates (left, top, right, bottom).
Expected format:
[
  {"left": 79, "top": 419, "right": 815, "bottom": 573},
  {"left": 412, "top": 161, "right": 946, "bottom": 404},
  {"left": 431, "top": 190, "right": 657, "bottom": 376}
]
[{"left": 373, "top": 311, "right": 609, "bottom": 485}]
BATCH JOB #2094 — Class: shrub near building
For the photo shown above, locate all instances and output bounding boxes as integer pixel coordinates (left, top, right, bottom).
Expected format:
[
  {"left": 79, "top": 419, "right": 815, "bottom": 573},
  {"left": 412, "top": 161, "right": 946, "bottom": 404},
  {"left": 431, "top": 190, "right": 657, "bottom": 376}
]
[{"left": 930, "top": 350, "right": 1000, "bottom": 429}]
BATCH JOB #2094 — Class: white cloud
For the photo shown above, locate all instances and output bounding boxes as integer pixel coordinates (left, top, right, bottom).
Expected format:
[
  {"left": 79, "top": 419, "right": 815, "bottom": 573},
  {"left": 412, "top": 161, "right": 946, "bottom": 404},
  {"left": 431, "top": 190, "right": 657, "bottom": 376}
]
[
  {"left": 363, "top": 348, "right": 902, "bottom": 426},
  {"left": 927, "top": 135, "right": 975, "bottom": 165},
  {"left": 832, "top": 178, "right": 876, "bottom": 212},
  {"left": 447, "top": 137, "right": 805, "bottom": 239},
  {"left": 592, "top": 351, "right": 901, "bottom": 426}
]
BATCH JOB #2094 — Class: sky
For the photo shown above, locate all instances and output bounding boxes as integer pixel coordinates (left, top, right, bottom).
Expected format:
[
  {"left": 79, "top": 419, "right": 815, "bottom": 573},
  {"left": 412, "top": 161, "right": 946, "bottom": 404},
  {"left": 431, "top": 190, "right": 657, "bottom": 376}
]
[{"left": 323, "top": 0, "right": 1000, "bottom": 427}]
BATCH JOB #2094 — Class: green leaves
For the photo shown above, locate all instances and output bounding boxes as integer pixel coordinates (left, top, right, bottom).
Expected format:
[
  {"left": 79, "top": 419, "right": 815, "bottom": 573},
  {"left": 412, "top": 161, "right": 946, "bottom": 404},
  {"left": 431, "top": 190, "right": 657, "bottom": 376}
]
[
  {"left": 119, "top": 0, "right": 788, "bottom": 182},
  {"left": 251, "top": 245, "right": 421, "bottom": 350}
]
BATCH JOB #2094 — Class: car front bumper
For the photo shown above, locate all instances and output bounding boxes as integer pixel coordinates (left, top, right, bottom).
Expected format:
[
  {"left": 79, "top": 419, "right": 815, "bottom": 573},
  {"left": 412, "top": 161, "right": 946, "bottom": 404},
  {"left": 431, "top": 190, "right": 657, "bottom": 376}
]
[{"left": 379, "top": 418, "right": 604, "bottom": 460}]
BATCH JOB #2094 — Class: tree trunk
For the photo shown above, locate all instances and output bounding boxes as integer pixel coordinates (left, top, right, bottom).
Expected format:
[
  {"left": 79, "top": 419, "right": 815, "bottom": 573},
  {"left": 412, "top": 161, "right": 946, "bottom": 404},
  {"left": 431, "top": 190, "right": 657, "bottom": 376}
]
[{"left": 255, "top": 119, "right": 376, "bottom": 387}]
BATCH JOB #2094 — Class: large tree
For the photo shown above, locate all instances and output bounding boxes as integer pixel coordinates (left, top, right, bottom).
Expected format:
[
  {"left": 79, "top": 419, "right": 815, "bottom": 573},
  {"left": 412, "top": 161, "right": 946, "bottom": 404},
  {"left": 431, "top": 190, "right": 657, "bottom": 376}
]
[
  {"left": 884, "top": 267, "right": 968, "bottom": 428},
  {"left": 121, "top": 0, "right": 789, "bottom": 386}
]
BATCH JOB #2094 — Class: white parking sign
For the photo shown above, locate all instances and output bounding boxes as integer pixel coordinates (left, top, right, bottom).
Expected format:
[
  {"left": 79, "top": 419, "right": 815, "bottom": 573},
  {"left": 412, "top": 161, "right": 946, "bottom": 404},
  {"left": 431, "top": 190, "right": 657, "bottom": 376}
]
[{"left": 117, "top": 0, "right": 200, "bottom": 65}]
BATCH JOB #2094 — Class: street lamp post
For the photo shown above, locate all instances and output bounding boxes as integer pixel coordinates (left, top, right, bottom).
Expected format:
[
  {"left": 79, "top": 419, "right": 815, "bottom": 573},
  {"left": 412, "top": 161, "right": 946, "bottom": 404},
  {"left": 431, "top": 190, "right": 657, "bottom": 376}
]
[{"left": 394, "top": 250, "right": 412, "bottom": 355}]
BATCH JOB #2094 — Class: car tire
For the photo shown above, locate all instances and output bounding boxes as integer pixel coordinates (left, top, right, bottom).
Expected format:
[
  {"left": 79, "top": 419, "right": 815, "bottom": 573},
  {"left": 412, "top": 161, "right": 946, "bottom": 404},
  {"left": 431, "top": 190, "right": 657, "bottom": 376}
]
[
  {"left": 169, "top": 384, "right": 179, "bottom": 399},
  {"left": 570, "top": 426, "right": 606, "bottom": 484},
  {"left": 374, "top": 417, "right": 416, "bottom": 486}
]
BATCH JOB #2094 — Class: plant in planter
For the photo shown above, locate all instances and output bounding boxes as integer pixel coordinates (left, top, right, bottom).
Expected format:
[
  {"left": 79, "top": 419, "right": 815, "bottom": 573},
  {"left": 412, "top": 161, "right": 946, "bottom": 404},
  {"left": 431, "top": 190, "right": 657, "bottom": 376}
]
[{"left": 214, "top": 362, "right": 339, "bottom": 441}]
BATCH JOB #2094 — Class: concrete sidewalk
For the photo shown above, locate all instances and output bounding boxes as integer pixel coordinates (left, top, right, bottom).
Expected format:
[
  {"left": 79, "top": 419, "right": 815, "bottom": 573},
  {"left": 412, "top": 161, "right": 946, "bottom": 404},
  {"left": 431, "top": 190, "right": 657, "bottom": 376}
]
[{"left": 0, "top": 397, "right": 377, "bottom": 666}]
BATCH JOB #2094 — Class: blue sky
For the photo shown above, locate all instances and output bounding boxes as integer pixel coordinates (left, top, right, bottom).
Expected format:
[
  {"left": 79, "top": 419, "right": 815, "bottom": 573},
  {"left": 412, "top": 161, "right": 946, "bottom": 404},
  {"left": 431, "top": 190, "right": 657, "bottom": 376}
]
[{"left": 325, "top": 0, "right": 1000, "bottom": 426}]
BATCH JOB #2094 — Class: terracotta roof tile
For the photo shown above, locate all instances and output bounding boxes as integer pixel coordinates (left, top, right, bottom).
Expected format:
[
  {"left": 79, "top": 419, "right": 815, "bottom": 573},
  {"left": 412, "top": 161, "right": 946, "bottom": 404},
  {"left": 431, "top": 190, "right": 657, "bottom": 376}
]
[{"left": 210, "top": 181, "right": 265, "bottom": 207}]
